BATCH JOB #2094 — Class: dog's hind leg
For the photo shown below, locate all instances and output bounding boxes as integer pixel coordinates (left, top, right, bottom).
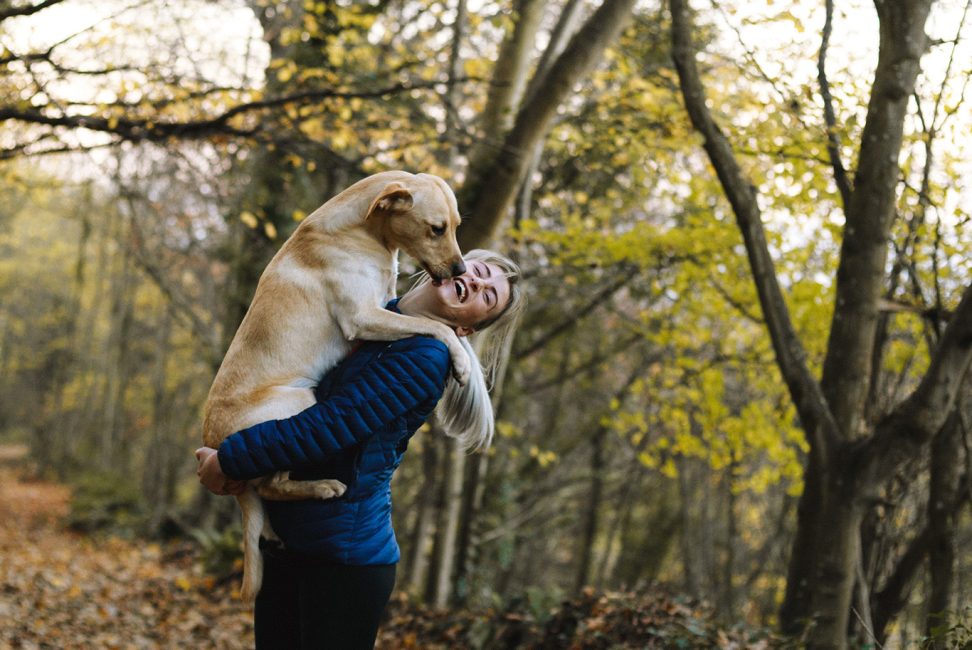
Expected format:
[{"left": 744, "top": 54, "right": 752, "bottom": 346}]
[{"left": 256, "top": 471, "right": 347, "bottom": 501}]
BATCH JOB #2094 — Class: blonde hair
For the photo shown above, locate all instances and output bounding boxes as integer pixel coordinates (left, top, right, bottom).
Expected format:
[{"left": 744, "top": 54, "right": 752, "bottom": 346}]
[{"left": 407, "top": 249, "right": 524, "bottom": 450}]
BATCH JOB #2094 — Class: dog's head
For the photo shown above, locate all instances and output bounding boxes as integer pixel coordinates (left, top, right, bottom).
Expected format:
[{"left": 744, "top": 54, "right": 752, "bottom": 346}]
[{"left": 367, "top": 174, "right": 465, "bottom": 282}]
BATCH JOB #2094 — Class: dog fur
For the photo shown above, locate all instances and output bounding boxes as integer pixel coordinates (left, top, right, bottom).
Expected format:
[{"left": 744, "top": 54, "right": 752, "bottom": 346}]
[{"left": 202, "top": 171, "right": 470, "bottom": 603}]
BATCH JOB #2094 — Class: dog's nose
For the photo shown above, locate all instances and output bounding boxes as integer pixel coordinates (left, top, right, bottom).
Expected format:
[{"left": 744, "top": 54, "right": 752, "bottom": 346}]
[{"left": 450, "top": 260, "right": 466, "bottom": 277}]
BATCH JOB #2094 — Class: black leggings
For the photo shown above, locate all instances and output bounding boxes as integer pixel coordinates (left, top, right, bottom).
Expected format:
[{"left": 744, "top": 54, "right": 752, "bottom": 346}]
[{"left": 254, "top": 545, "right": 396, "bottom": 650}]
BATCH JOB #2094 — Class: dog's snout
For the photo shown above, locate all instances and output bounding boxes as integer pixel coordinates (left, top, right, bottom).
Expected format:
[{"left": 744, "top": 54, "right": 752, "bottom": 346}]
[{"left": 450, "top": 260, "right": 466, "bottom": 277}]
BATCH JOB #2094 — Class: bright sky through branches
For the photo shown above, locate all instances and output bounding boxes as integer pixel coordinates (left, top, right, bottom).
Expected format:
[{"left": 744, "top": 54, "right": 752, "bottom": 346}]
[{"left": 6, "top": 0, "right": 971, "bottom": 232}]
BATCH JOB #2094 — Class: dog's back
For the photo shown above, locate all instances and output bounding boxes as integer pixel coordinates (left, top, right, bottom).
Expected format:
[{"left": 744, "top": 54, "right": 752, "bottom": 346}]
[{"left": 202, "top": 224, "right": 390, "bottom": 446}]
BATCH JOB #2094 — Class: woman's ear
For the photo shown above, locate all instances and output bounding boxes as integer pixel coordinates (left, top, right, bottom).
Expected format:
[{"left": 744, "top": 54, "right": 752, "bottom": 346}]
[{"left": 455, "top": 324, "right": 475, "bottom": 338}]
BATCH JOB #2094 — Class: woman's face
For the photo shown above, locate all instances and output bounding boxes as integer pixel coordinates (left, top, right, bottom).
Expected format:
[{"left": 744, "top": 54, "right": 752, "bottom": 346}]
[{"left": 409, "top": 260, "right": 511, "bottom": 336}]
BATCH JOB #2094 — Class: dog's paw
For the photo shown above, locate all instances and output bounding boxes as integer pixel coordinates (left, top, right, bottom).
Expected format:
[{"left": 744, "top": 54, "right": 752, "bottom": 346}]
[
  {"left": 451, "top": 350, "right": 471, "bottom": 386},
  {"left": 311, "top": 479, "right": 347, "bottom": 500}
]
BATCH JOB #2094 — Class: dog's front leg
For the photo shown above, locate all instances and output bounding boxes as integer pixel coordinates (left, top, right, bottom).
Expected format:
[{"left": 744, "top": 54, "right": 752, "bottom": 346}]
[{"left": 339, "top": 307, "right": 470, "bottom": 385}]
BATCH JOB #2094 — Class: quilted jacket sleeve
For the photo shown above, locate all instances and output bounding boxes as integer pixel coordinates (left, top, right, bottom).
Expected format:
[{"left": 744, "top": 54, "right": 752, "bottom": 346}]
[{"left": 217, "top": 338, "right": 450, "bottom": 481}]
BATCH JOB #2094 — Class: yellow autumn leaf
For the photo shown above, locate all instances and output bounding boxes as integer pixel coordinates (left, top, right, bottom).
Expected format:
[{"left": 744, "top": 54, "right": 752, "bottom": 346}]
[{"left": 240, "top": 211, "right": 258, "bottom": 229}]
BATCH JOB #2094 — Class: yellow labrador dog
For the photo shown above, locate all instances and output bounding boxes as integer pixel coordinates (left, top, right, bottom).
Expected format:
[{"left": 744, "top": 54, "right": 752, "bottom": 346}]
[{"left": 202, "top": 171, "right": 470, "bottom": 603}]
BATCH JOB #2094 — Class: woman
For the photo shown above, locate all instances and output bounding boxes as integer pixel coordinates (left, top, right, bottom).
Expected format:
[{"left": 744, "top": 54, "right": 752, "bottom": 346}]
[{"left": 196, "top": 249, "right": 523, "bottom": 650}]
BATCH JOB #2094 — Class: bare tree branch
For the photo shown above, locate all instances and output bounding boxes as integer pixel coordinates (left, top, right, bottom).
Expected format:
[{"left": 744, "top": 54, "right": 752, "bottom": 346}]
[
  {"left": 0, "top": 78, "right": 466, "bottom": 150},
  {"left": 870, "top": 281, "right": 972, "bottom": 463},
  {"left": 817, "top": 0, "right": 853, "bottom": 208},
  {"left": 516, "top": 273, "right": 633, "bottom": 359}
]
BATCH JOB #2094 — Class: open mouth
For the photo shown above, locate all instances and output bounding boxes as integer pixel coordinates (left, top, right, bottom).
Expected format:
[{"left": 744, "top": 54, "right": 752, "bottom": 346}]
[{"left": 454, "top": 278, "right": 468, "bottom": 303}]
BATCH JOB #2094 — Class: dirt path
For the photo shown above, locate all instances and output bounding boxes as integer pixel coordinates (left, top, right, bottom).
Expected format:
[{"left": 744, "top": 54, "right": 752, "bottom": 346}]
[{"left": 0, "top": 447, "right": 253, "bottom": 649}]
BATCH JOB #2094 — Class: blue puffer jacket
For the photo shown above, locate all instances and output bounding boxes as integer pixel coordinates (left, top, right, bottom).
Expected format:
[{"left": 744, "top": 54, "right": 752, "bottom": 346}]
[{"left": 217, "top": 317, "right": 450, "bottom": 565}]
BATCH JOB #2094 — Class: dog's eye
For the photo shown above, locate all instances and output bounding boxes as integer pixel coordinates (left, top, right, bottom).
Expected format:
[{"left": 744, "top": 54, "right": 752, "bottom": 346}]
[{"left": 431, "top": 224, "right": 446, "bottom": 237}]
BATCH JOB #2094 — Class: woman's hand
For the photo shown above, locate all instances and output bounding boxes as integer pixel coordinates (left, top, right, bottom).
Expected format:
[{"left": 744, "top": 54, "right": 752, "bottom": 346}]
[{"left": 195, "top": 447, "right": 247, "bottom": 496}]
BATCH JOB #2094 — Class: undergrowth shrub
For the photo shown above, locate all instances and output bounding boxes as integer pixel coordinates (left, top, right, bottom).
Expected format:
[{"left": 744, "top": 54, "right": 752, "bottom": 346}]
[{"left": 67, "top": 471, "right": 143, "bottom": 535}]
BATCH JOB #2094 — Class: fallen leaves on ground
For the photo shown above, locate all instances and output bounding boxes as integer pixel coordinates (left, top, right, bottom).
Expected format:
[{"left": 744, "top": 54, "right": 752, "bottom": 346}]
[
  {"left": 376, "top": 587, "right": 780, "bottom": 649},
  {"left": 0, "top": 450, "right": 778, "bottom": 649},
  {"left": 0, "top": 461, "right": 253, "bottom": 650}
]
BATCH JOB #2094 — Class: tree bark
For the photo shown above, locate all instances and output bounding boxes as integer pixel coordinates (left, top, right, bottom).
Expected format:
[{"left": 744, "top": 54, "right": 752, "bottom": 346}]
[
  {"left": 925, "top": 409, "right": 964, "bottom": 643},
  {"left": 819, "top": 0, "right": 934, "bottom": 440},
  {"left": 513, "top": 0, "right": 586, "bottom": 225}
]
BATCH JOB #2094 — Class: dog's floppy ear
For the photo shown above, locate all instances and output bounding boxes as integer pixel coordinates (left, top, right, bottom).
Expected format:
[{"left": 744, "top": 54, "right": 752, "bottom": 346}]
[{"left": 369, "top": 182, "right": 414, "bottom": 217}]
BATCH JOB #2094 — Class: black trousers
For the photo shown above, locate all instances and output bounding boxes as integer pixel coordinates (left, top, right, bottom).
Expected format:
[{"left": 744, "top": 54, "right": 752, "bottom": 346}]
[{"left": 254, "top": 544, "right": 397, "bottom": 650}]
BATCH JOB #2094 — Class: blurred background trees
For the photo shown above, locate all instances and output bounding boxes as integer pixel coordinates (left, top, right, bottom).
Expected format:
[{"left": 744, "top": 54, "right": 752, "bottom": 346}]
[{"left": 0, "top": 0, "right": 969, "bottom": 646}]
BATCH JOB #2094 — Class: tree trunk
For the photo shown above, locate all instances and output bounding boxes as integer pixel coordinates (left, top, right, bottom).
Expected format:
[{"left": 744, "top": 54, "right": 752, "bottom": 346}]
[
  {"left": 100, "top": 209, "right": 136, "bottom": 470},
  {"left": 677, "top": 457, "right": 701, "bottom": 599},
  {"left": 431, "top": 438, "right": 466, "bottom": 608},
  {"left": 925, "top": 409, "right": 964, "bottom": 643},
  {"left": 805, "top": 463, "right": 865, "bottom": 648},
  {"left": 463, "top": 0, "right": 545, "bottom": 185},
  {"left": 818, "top": 0, "right": 934, "bottom": 438},
  {"left": 452, "top": 452, "right": 487, "bottom": 604},
  {"left": 143, "top": 306, "right": 173, "bottom": 535},
  {"left": 722, "top": 457, "right": 737, "bottom": 620},
  {"left": 458, "top": 0, "right": 638, "bottom": 248},
  {"left": 574, "top": 426, "right": 606, "bottom": 592},
  {"left": 406, "top": 430, "right": 441, "bottom": 597},
  {"left": 596, "top": 453, "right": 644, "bottom": 588}
]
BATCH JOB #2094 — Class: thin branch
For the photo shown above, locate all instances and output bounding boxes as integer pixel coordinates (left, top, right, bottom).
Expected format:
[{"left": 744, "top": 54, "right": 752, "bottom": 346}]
[
  {"left": 818, "top": 0, "right": 852, "bottom": 208},
  {"left": 522, "top": 332, "right": 648, "bottom": 392},
  {"left": 708, "top": 274, "right": 762, "bottom": 323},
  {"left": 515, "top": 272, "right": 633, "bottom": 359},
  {"left": 709, "top": 0, "right": 812, "bottom": 135},
  {"left": 0, "top": 78, "right": 463, "bottom": 146},
  {"left": 927, "top": 0, "right": 971, "bottom": 135},
  {"left": 870, "top": 280, "right": 972, "bottom": 462},
  {"left": 117, "top": 188, "right": 221, "bottom": 365},
  {"left": 0, "top": 0, "right": 67, "bottom": 21},
  {"left": 0, "top": 139, "right": 118, "bottom": 160}
]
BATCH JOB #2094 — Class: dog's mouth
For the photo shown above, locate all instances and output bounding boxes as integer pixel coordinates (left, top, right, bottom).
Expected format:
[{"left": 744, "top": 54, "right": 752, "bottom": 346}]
[
  {"left": 426, "top": 265, "right": 446, "bottom": 286},
  {"left": 454, "top": 278, "right": 468, "bottom": 303}
]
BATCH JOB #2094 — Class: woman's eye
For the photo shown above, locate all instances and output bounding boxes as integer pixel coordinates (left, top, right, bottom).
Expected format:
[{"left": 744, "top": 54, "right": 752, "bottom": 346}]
[{"left": 431, "top": 225, "right": 446, "bottom": 236}]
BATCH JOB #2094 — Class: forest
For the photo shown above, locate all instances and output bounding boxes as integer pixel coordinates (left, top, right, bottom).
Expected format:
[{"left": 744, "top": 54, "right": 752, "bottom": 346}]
[{"left": 0, "top": 0, "right": 970, "bottom": 648}]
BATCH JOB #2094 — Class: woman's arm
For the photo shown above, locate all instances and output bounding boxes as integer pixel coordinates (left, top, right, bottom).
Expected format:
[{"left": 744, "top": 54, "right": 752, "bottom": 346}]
[{"left": 217, "top": 339, "right": 449, "bottom": 481}]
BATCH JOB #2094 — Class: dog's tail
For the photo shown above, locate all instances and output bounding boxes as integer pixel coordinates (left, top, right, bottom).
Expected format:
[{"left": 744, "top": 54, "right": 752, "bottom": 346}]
[{"left": 237, "top": 488, "right": 264, "bottom": 604}]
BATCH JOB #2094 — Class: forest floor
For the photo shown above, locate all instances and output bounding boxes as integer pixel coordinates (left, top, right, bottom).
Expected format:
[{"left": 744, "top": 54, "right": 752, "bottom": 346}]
[
  {"left": 0, "top": 445, "right": 254, "bottom": 649},
  {"left": 0, "top": 445, "right": 776, "bottom": 649}
]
